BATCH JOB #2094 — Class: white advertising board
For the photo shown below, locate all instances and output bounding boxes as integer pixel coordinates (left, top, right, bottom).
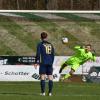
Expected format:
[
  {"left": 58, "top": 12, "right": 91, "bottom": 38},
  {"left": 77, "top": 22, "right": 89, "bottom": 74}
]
[
  {"left": 0, "top": 56, "right": 100, "bottom": 81},
  {"left": 0, "top": 65, "right": 60, "bottom": 81}
]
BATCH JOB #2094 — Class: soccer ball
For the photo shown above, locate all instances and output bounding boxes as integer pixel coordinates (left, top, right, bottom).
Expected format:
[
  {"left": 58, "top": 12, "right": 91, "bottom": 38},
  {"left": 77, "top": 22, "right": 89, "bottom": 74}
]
[{"left": 62, "top": 37, "right": 68, "bottom": 44}]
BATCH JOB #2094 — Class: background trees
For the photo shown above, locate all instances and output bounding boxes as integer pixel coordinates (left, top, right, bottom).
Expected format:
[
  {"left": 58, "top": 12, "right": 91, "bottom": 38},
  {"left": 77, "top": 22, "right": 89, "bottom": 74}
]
[{"left": 0, "top": 0, "right": 100, "bottom": 10}]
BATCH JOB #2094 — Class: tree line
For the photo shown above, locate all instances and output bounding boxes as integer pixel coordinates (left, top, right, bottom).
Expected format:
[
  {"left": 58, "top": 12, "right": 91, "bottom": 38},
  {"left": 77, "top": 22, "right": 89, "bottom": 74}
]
[{"left": 0, "top": 0, "right": 100, "bottom": 10}]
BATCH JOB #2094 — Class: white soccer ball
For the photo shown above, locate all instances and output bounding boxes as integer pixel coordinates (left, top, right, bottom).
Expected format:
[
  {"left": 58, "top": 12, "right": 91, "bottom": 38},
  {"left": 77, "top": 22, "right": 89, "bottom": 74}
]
[{"left": 62, "top": 37, "right": 69, "bottom": 44}]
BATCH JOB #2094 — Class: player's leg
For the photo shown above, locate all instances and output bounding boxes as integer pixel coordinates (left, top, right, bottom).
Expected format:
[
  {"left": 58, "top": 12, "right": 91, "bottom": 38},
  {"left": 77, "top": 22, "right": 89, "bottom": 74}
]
[
  {"left": 48, "top": 75, "right": 53, "bottom": 96},
  {"left": 59, "top": 63, "right": 67, "bottom": 73},
  {"left": 39, "top": 65, "right": 46, "bottom": 96},
  {"left": 40, "top": 74, "right": 46, "bottom": 96},
  {"left": 63, "top": 68, "right": 75, "bottom": 79},
  {"left": 62, "top": 64, "right": 79, "bottom": 80},
  {"left": 47, "top": 65, "right": 53, "bottom": 96}
]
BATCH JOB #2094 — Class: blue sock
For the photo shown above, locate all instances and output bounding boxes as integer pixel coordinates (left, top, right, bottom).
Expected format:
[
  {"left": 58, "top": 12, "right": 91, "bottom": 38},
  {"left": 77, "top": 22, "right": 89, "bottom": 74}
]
[
  {"left": 48, "top": 80, "right": 53, "bottom": 93},
  {"left": 40, "top": 80, "right": 45, "bottom": 93}
]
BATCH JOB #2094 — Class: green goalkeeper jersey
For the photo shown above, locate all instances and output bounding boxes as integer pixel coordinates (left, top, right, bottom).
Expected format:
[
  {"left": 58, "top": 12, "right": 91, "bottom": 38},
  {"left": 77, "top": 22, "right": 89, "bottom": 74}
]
[{"left": 66, "top": 46, "right": 96, "bottom": 65}]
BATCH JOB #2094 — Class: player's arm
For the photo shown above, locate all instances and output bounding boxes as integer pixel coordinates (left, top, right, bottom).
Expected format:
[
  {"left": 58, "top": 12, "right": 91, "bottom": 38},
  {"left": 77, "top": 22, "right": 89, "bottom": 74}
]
[
  {"left": 74, "top": 45, "right": 84, "bottom": 51},
  {"left": 91, "top": 50, "right": 96, "bottom": 61},
  {"left": 51, "top": 45, "right": 55, "bottom": 63},
  {"left": 36, "top": 44, "right": 41, "bottom": 64},
  {"left": 89, "top": 50, "right": 96, "bottom": 62},
  {"left": 35, "top": 44, "right": 41, "bottom": 68},
  {"left": 90, "top": 54, "right": 96, "bottom": 62}
]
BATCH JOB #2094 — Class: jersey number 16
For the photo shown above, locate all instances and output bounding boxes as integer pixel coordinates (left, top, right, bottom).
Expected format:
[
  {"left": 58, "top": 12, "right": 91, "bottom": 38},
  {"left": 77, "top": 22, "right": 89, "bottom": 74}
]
[{"left": 44, "top": 45, "right": 52, "bottom": 54}]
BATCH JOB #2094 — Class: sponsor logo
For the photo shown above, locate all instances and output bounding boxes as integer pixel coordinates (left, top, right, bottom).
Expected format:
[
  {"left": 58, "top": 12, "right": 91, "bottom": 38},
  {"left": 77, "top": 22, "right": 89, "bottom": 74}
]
[
  {"left": 32, "top": 73, "right": 59, "bottom": 80},
  {"left": 86, "top": 66, "right": 100, "bottom": 83},
  {"left": 5, "top": 71, "right": 29, "bottom": 75}
]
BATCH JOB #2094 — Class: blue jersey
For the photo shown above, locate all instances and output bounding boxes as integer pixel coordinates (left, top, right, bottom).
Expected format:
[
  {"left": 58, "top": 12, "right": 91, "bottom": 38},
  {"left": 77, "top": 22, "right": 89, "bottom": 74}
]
[{"left": 36, "top": 40, "right": 54, "bottom": 65}]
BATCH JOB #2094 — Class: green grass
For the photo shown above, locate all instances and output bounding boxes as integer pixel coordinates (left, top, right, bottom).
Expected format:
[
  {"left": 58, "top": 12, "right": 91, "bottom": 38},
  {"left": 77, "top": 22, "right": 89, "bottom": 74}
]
[
  {"left": 94, "top": 13, "right": 100, "bottom": 16},
  {"left": 0, "top": 13, "right": 100, "bottom": 56},
  {"left": 12, "top": 13, "right": 46, "bottom": 21},
  {"left": 37, "top": 21, "right": 82, "bottom": 49},
  {"left": 79, "top": 22, "right": 100, "bottom": 39},
  {"left": 55, "top": 13, "right": 93, "bottom": 22},
  {"left": 0, "top": 15, "right": 84, "bottom": 56},
  {"left": 0, "top": 41, "right": 16, "bottom": 55},
  {"left": 0, "top": 82, "right": 100, "bottom": 100},
  {"left": 0, "top": 16, "right": 39, "bottom": 52}
]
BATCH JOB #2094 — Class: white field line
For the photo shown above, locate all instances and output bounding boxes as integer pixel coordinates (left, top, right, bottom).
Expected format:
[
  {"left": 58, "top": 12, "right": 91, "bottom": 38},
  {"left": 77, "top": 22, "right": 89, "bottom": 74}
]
[
  {"left": 0, "top": 83, "right": 99, "bottom": 88},
  {"left": 0, "top": 92, "right": 99, "bottom": 97},
  {"left": 55, "top": 94, "right": 100, "bottom": 97}
]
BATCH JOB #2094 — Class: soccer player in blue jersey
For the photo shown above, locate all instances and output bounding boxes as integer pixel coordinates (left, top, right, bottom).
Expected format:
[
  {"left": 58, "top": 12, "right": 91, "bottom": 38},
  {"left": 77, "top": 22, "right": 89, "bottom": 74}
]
[{"left": 35, "top": 32, "right": 55, "bottom": 96}]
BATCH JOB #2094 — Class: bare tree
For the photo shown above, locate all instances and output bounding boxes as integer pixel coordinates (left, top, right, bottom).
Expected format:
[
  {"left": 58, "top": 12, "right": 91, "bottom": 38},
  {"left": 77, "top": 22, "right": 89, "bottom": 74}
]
[
  {"left": 47, "top": 0, "right": 58, "bottom": 10},
  {"left": 70, "top": 0, "right": 73, "bottom": 10},
  {"left": 0, "top": 0, "right": 100, "bottom": 10},
  {"left": 16, "top": 0, "right": 20, "bottom": 9},
  {"left": 0, "top": 0, "right": 3, "bottom": 9}
]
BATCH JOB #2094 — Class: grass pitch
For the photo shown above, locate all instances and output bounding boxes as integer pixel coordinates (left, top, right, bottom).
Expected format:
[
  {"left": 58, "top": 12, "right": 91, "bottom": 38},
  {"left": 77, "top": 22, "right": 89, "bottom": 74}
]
[{"left": 0, "top": 82, "right": 100, "bottom": 100}]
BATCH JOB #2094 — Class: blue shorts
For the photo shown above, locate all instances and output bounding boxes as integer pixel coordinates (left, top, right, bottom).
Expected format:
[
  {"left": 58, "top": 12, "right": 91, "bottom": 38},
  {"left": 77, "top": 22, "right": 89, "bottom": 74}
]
[{"left": 39, "top": 64, "right": 53, "bottom": 75}]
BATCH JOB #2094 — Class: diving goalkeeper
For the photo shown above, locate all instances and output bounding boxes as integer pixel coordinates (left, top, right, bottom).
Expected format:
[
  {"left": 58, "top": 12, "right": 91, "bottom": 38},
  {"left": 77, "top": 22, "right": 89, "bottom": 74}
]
[{"left": 59, "top": 44, "right": 96, "bottom": 80}]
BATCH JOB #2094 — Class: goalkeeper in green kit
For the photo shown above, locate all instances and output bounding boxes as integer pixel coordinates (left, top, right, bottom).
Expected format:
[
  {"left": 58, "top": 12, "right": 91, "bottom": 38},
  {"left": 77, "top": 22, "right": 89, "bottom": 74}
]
[{"left": 59, "top": 44, "right": 96, "bottom": 80}]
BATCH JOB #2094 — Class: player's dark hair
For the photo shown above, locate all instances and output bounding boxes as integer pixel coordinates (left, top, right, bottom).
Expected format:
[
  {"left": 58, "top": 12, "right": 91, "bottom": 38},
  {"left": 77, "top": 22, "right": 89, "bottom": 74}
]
[
  {"left": 41, "top": 32, "right": 48, "bottom": 40},
  {"left": 85, "top": 44, "right": 92, "bottom": 47}
]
